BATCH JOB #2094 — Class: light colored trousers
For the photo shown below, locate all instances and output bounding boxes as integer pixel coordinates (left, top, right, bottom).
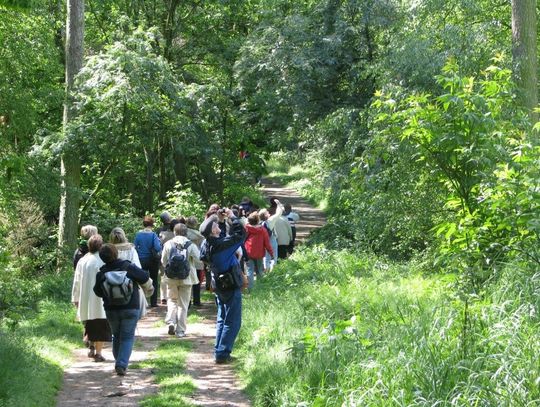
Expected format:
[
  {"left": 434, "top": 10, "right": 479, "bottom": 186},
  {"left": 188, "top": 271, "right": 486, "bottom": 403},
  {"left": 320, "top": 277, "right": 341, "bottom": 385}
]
[{"left": 165, "top": 279, "right": 192, "bottom": 333}]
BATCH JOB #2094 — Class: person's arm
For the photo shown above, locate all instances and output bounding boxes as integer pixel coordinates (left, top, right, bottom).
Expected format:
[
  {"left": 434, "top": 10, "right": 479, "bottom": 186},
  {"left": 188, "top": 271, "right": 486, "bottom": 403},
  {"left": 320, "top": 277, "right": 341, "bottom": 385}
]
[
  {"left": 71, "top": 262, "right": 82, "bottom": 305},
  {"left": 131, "top": 247, "right": 142, "bottom": 268},
  {"left": 127, "top": 263, "right": 150, "bottom": 285},
  {"left": 153, "top": 233, "right": 162, "bottom": 252},
  {"left": 263, "top": 231, "right": 274, "bottom": 258},
  {"left": 189, "top": 243, "right": 201, "bottom": 265},
  {"left": 93, "top": 271, "right": 105, "bottom": 298},
  {"left": 161, "top": 240, "right": 170, "bottom": 267}
]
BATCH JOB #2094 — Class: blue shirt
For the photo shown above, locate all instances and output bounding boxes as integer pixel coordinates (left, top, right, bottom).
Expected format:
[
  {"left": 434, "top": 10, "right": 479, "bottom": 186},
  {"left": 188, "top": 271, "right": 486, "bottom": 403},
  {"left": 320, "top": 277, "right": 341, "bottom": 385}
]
[{"left": 134, "top": 230, "right": 161, "bottom": 260}]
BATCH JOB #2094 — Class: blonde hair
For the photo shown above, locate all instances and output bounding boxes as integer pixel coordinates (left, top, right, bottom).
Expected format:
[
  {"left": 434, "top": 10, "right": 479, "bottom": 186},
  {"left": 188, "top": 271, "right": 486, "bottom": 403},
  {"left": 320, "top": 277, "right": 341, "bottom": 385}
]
[
  {"left": 109, "top": 227, "right": 128, "bottom": 244},
  {"left": 80, "top": 225, "right": 98, "bottom": 239}
]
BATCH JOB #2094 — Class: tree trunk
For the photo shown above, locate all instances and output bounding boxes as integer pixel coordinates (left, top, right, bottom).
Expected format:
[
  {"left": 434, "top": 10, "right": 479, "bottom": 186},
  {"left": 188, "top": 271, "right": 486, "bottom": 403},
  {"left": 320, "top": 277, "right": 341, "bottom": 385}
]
[
  {"left": 511, "top": 0, "right": 538, "bottom": 121},
  {"left": 143, "top": 145, "right": 155, "bottom": 212},
  {"left": 58, "top": 0, "right": 84, "bottom": 256}
]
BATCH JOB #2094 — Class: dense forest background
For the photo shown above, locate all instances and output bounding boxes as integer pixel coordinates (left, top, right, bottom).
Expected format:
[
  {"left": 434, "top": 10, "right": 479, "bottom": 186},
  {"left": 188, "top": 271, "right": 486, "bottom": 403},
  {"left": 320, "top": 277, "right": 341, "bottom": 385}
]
[{"left": 1, "top": 0, "right": 540, "bottom": 405}]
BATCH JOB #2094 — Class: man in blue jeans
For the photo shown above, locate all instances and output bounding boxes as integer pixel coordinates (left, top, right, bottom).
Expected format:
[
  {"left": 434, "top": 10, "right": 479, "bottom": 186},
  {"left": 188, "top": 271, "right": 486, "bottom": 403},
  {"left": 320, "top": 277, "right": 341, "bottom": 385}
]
[
  {"left": 94, "top": 244, "right": 151, "bottom": 376},
  {"left": 200, "top": 211, "right": 247, "bottom": 364}
]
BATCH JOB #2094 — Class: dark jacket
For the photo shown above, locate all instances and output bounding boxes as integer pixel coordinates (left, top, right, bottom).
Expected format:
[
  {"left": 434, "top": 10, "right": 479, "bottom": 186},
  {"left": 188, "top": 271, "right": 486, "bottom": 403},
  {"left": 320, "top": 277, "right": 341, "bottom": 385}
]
[
  {"left": 93, "top": 259, "right": 150, "bottom": 311},
  {"left": 200, "top": 220, "right": 246, "bottom": 296}
]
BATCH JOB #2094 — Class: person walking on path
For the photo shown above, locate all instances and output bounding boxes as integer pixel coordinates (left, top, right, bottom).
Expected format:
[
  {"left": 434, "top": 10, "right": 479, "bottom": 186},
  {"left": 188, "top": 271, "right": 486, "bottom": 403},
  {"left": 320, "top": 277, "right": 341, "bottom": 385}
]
[
  {"left": 186, "top": 216, "right": 205, "bottom": 306},
  {"left": 134, "top": 216, "right": 161, "bottom": 307},
  {"left": 161, "top": 223, "right": 200, "bottom": 338},
  {"left": 93, "top": 244, "right": 152, "bottom": 376},
  {"left": 273, "top": 202, "right": 293, "bottom": 259},
  {"left": 284, "top": 203, "right": 300, "bottom": 255},
  {"left": 73, "top": 224, "right": 98, "bottom": 269},
  {"left": 200, "top": 211, "right": 247, "bottom": 364},
  {"left": 71, "top": 234, "right": 111, "bottom": 362},
  {"left": 244, "top": 212, "right": 274, "bottom": 289}
]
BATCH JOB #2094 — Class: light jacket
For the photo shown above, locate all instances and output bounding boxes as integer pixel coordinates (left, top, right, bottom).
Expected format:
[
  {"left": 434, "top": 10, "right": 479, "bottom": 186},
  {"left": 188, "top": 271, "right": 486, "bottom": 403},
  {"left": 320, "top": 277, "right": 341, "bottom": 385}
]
[
  {"left": 274, "top": 216, "right": 293, "bottom": 245},
  {"left": 161, "top": 236, "right": 200, "bottom": 285},
  {"left": 72, "top": 252, "right": 107, "bottom": 321}
]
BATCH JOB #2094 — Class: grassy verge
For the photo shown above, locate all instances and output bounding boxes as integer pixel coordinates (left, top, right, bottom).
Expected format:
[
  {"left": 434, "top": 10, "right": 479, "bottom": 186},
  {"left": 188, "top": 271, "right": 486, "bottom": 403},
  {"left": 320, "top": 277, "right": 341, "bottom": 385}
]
[
  {"left": 134, "top": 339, "right": 195, "bottom": 407},
  {"left": 236, "top": 246, "right": 540, "bottom": 406},
  {"left": 0, "top": 298, "right": 82, "bottom": 407}
]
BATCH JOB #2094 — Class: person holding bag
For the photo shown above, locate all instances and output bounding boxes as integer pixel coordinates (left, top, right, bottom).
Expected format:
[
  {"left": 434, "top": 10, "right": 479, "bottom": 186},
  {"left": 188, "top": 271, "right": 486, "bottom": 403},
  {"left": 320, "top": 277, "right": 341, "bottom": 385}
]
[
  {"left": 134, "top": 216, "right": 161, "bottom": 307},
  {"left": 200, "top": 211, "right": 247, "bottom": 364}
]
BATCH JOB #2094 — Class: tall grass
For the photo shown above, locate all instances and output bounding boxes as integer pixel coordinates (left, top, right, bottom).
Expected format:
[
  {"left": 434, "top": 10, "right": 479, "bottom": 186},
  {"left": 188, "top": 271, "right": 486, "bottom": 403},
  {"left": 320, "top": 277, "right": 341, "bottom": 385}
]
[
  {"left": 236, "top": 247, "right": 540, "bottom": 406},
  {"left": 0, "top": 298, "right": 82, "bottom": 407}
]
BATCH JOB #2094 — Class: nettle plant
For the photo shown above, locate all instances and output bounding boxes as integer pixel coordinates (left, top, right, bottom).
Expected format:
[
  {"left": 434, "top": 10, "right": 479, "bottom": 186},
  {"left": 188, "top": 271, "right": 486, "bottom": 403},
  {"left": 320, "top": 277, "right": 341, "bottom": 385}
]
[{"left": 372, "top": 57, "right": 528, "bottom": 276}]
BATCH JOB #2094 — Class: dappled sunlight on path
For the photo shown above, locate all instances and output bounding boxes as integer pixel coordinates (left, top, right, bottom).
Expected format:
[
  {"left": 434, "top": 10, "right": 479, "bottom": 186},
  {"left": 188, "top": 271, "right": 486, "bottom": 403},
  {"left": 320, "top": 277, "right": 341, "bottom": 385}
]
[
  {"left": 56, "top": 307, "right": 167, "bottom": 406},
  {"left": 260, "top": 177, "right": 326, "bottom": 242}
]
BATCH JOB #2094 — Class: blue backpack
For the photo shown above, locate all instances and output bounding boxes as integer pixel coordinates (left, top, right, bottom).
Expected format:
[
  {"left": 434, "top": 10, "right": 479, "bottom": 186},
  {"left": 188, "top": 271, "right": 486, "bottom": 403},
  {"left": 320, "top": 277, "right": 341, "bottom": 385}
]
[{"left": 165, "top": 241, "right": 192, "bottom": 279}]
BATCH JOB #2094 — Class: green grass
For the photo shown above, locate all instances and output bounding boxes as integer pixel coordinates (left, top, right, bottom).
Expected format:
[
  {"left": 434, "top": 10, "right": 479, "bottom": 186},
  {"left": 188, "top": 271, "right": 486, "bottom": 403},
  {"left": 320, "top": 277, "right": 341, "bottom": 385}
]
[
  {"left": 137, "top": 339, "right": 196, "bottom": 407},
  {"left": 236, "top": 247, "right": 540, "bottom": 406},
  {"left": 0, "top": 300, "right": 82, "bottom": 407}
]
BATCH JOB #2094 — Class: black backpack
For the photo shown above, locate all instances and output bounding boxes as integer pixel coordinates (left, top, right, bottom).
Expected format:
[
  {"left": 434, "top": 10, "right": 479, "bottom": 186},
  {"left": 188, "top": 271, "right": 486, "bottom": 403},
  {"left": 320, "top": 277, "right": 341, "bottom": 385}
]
[{"left": 165, "top": 241, "right": 192, "bottom": 279}]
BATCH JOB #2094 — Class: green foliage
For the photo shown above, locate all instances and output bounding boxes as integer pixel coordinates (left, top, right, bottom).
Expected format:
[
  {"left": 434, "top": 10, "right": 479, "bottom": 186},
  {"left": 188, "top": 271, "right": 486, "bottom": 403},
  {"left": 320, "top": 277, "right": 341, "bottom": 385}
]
[
  {"left": 238, "top": 246, "right": 540, "bottom": 406},
  {"left": 158, "top": 183, "right": 206, "bottom": 221},
  {"left": 0, "top": 299, "right": 81, "bottom": 407}
]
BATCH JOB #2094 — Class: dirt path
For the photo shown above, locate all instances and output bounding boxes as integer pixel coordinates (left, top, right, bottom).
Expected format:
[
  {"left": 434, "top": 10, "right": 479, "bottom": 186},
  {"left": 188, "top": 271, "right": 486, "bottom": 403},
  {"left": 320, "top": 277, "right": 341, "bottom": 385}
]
[
  {"left": 260, "top": 177, "right": 326, "bottom": 243},
  {"left": 56, "top": 179, "right": 326, "bottom": 406},
  {"left": 56, "top": 306, "right": 167, "bottom": 407}
]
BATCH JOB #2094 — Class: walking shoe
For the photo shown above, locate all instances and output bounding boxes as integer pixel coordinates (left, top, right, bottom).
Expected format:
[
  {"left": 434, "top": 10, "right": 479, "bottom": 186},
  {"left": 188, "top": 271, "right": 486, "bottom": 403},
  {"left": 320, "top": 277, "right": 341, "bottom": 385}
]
[
  {"left": 87, "top": 345, "right": 95, "bottom": 358},
  {"left": 115, "top": 366, "right": 126, "bottom": 376},
  {"left": 93, "top": 354, "right": 105, "bottom": 362},
  {"left": 176, "top": 330, "right": 186, "bottom": 338},
  {"left": 168, "top": 325, "right": 175, "bottom": 335},
  {"left": 214, "top": 356, "right": 233, "bottom": 364},
  {"left": 161, "top": 299, "right": 167, "bottom": 305}
]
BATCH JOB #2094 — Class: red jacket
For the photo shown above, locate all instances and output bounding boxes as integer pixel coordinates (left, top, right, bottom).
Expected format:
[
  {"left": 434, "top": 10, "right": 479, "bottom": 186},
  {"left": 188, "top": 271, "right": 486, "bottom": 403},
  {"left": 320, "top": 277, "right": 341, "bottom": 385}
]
[{"left": 244, "top": 224, "right": 274, "bottom": 259}]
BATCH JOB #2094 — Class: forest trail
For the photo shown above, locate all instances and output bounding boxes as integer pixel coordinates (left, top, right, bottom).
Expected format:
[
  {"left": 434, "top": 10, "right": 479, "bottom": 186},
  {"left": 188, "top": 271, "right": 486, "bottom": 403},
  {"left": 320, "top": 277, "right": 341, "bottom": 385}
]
[
  {"left": 56, "top": 178, "right": 326, "bottom": 406},
  {"left": 260, "top": 177, "right": 326, "bottom": 243}
]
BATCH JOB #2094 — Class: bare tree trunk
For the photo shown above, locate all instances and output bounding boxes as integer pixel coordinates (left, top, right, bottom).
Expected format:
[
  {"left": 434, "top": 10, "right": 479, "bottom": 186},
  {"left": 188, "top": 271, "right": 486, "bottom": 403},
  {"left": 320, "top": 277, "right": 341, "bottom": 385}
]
[
  {"left": 143, "top": 145, "right": 155, "bottom": 212},
  {"left": 512, "top": 0, "right": 538, "bottom": 122},
  {"left": 58, "top": 0, "right": 84, "bottom": 256}
]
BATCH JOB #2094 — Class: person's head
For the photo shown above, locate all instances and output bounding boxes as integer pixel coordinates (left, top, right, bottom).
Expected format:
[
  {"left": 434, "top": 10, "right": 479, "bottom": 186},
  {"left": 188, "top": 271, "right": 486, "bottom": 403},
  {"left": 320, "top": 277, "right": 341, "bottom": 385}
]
[
  {"left": 206, "top": 208, "right": 218, "bottom": 219},
  {"left": 241, "top": 196, "right": 250, "bottom": 203},
  {"left": 109, "top": 227, "right": 128, "bottom": 244},
  {"left": 284, "top": 203, "right": 292, "bottom": 214},
  {"left": 160, "top": 211, "right": 172, "bottom": 225},
  {"left": 258, "top": 208, "right": 269, "bottom": 221},
  {"left": 247, "top": 212, "right": 259, "bottom": 226},
  {"left": 208, "top": 203, "right": 220, "bottom": 212},
  {"left": 201, "top": 214, "right": 219, "bottom": 238},
  {"left": 186, "top": 216, "right": 198, "bottom": 230},
  {"left": 174, "top": 223, "right": 188, "bottom": 237},
  {"left": 88, "top": 234, "right": 103, "bottom": 253},
  {"left": 80, "top": 225, "right": 98, "bottom": 239},
  {"left": 143, "top": 216, "right": 154, "bottom": 228},
  {"left": 170, "top": 218, "right": 181, "bottom": 231},
  {"left": 99, "top": 243, "right": 118, "bottom": 264}
]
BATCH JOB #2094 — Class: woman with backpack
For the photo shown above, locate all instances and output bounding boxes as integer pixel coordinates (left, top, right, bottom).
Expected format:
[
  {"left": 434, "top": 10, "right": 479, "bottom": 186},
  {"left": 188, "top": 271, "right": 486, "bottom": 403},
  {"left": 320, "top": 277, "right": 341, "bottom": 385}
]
[{"left": 93, "top": 244, "right": 152, "bottom": 376}]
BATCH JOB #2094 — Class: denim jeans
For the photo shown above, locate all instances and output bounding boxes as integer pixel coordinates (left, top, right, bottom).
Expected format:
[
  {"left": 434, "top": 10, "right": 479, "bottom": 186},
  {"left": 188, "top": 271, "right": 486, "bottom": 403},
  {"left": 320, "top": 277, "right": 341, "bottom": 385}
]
[
  {"left": 264, "top": 235, "right": 278, "bottom": 270},
  {"left": 215, "top": 289, "right": 242, "bottom": 361},
  {"left": 246, "top": 258, "right": 264, "bottom": 290},
  {"left": 106, "top": 308, "right": 139, "bottom": 369}
]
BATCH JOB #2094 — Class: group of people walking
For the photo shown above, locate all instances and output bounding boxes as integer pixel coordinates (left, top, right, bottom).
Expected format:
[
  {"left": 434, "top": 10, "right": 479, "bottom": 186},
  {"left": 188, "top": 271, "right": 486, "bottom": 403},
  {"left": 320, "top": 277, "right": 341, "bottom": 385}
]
[{"left": 71, "top": 196, "right": 300, "bottom": 374}]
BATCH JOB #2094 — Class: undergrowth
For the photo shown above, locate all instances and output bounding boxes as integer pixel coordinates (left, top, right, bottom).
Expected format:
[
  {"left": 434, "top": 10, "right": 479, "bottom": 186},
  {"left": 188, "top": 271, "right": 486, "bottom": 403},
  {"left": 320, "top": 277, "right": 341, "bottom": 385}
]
[
  {"left": 0, "top": 273, "right": 82, "bottom": 407},
  {"left": 237, "top": 246, "right": 540, "bottom": 406}
]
